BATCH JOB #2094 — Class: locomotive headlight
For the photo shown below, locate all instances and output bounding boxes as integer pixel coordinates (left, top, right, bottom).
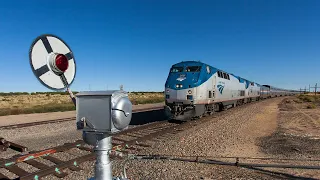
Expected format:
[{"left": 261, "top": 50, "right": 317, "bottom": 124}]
[
  {"left": 180, "top": 84, "right": 183, "bottom": 88},
  {"left": 188, "top": 90, "right": 192, "bottom": 94},
  {"left": 176, "top": 84, "right": 179, "bottom": 88}
]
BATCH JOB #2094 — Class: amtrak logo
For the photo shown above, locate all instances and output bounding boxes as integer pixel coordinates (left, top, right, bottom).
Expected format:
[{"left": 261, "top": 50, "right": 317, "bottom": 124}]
[
  {"left": 176, "top": 74, "right": 186, "bottom": 81},
  {"left": 217, "top": 82, "right": 225, "bottom": 94}
]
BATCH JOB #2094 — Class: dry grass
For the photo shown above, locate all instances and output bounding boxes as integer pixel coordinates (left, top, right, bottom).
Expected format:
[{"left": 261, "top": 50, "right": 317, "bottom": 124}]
[
  {"left": 296, "top": 94, "right": 320, "bottom": 110},
  {"left": 306, "top": 104, "right": 317, "bottom": 109},
  {"left": 305, "top": 92, "right": 320, "bottom": 96},
  {"left": 297, "top": 94, "right": 320, "bottom": 103},
  {"left": 0, "top": 92, "right": 164, "bottom": 116},
  {"left": 129, "top": 92, "right": 164, "bottom": 105}
]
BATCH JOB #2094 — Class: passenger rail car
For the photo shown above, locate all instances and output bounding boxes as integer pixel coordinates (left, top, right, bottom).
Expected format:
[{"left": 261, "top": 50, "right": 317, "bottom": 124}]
[{"left": 164, "top": 61, "right": 299, "bottom": 120}]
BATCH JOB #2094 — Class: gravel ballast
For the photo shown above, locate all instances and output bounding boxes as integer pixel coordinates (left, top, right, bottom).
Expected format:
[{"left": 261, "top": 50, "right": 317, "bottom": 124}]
[{"left": 1, "top": 97, "right": 319, "bottom": 179}]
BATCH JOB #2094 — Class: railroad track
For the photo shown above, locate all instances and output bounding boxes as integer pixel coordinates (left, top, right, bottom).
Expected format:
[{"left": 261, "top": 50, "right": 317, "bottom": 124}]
[
  {"left": 0, "top": 98, "right": 280, "bottom": 179},
  {"left": 0, "top": 102, "right": 250, "bottom": 179},
  {"left": 0, "top": 138, "right": 28, "bottom": 153},
  {"left": 0, "top": 119, "right": 193, "bottom": 180},
  {"left": 0, "top": 106, "right": 164, "bottom": 131}
]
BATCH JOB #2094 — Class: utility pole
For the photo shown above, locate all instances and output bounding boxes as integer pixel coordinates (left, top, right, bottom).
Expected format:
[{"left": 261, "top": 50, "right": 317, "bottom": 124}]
[
  {"left": 309, "top": 84, "right": 311, "bottom": 92},
  {"left": 304, "top": 86, "right": 307, "bottom": 93},
  {"left": 310, "top": 83, "right": 318, "bottom": 96}
]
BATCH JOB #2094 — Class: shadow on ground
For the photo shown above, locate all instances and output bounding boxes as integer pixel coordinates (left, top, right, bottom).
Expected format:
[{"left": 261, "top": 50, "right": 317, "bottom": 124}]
[
  {"left": 259, "top": 97, "right": 320, "bottom": 157},
  {"left": 130, "top": 109, "right": 168, "bottom": 125},
  {"left": 247, "top": 166, "right": 319, "bottom": 180},
  {"left": 258, "top": 131, "right": 320, "bottom": 157}
]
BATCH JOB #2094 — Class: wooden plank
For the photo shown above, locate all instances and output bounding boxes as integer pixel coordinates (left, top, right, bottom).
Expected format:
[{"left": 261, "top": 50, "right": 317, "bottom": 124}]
[
  {"left": 25, "top": 159, "right": 49, "bottom": 170},
  {"left": 41, "top": 156, "right": 62, "bottom": 164},
  {"left": 6, "top": 165, "right": 29, "bottom": 177},
  {"left": 0, "top": 172, "right": 9, "bottom": 179}
]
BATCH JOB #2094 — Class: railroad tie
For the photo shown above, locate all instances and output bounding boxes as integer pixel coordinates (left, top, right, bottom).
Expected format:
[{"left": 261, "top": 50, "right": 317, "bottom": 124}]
[
  {"left": 5, "top": 165, "right": 29, "bottom": 177},
  {"left": 0, "top": 137, "right": 6, "bottom": 144},
  {"left": 0, "top": 145, "right": 8, "bottom": 151},
  {"left": 8, "top": 142, "right": 28, "bottom": 152},
  {"left": 25, "top": 159, "right": 67, "bottom": 178},
  {"left": 76, "top": 146, "right": 93, "bottom": 152},
  {"left": 42, "top": 156, "right": 81, "bottom": 171},
  {"left": 0, "top": 172, "right": 9, "bottom": 180}
]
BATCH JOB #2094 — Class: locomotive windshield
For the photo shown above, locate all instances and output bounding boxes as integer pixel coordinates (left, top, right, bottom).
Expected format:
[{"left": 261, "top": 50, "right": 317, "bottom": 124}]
[
  {"left": 185, "top": 66, "right": 201, "bottom": 72},
  {"left": 170, "top": 67, "right": 184, "bottom": 73}
]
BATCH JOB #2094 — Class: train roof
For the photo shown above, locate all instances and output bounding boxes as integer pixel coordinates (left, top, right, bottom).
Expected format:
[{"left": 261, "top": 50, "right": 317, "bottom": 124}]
[
  {"left": 172, "top": 60, "right": 297, "bottom": 91},
  {"left": 172, "top": 60, "right": 204, "bottom": 67},
  {"left": 173, "top": 60, "right": 260, "bottom": 85},
  {"left": 262, "top": 84, "right": 298, "bottom": 91}
]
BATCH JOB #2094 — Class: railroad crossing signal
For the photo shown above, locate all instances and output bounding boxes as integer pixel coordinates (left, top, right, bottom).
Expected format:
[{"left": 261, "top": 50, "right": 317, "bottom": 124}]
[
  {"left": 29, "top": 34, "right": 132, "bottom": 180},
  {"left": 29, "top": 34, "right": 76, "bottom": 91}
]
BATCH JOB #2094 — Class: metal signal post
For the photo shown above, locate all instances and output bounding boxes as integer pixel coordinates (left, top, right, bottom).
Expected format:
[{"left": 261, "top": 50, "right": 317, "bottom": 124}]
[{"left": 29, "top": 34, "right": 132, "bottom": 180}]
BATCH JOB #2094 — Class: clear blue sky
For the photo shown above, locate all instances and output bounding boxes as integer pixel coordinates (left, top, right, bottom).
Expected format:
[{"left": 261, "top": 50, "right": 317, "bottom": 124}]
[{"left": 1, "top": 0, "right": 319, "bottom": 92}]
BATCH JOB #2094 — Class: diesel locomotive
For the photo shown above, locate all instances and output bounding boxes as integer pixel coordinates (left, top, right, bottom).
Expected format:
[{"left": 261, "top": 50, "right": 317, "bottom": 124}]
[{"left": 164, "top": 61, "right": 299, "bottom": 120}]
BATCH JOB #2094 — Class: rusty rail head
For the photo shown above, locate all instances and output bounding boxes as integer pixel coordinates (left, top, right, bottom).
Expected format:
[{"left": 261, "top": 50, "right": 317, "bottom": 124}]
[
  {"left": 0, "top": 117, "right": 76, "bottom": 130},
  {"left": 19, "top": 153, "right": 95, "bottom": 180},
  {"left": 0, "top": 140, "right": 85, "bottom": 168}
]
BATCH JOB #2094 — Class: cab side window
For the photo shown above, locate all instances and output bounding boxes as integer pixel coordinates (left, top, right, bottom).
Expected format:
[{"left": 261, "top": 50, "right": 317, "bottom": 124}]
[
  {"left": 206, "top": 66, "right": 211, "bottom": 74},
  {"left": 217, "top": 71, "right": 230, "bottom": 80}
]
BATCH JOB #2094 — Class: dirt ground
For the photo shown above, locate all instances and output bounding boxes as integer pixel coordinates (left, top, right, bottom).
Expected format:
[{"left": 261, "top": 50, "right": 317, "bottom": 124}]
[
  {"left": 258, "top": 96, "right": 320, "bottom": 178},
  {"left": 121, "top": 96, "right": 320, "bottom": 179},
  {"left": 1, "top": 96, "right": 320, "bottom": 179}
]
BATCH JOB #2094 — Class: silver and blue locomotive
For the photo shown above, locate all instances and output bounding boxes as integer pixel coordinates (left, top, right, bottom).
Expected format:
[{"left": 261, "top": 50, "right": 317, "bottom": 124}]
[{"left": 164, "top": 60, "right": 299, "bottom": 120}]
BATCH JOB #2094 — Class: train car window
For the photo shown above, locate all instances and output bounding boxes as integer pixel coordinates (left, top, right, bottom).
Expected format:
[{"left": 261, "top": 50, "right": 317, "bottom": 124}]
[
  {"left": 209, "top": 91, "right": 212, "bottom": 98},
  {"left": 206, "top": 66, "right": 210, "bottom": 74},
  {"left": 223, "top": 73, "right": 227, "bottom": 79},
  {"left": 170, "top": 67, "right": 183, "bottom": 72},
  {"left": 240, "top": 90, "right": 245, "bottom": 96},
  {"left": 185, "top": 66, "right": 201, "bottom": 72},
  {"left": 227, "top": 74, "right": 230, "bottom": 80},
  {"left": 218, "top": 71, "right": 221, "bottom": 77}
]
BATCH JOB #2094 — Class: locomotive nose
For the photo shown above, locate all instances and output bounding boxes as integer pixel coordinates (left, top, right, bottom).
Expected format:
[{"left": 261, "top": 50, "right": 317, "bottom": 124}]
[{"left": 174, "top": 73, "right": 200, "bottom": 89}]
